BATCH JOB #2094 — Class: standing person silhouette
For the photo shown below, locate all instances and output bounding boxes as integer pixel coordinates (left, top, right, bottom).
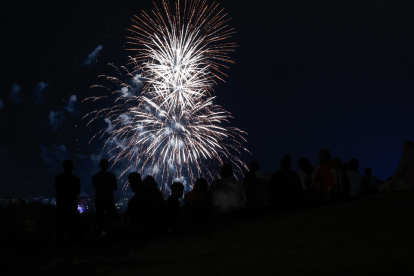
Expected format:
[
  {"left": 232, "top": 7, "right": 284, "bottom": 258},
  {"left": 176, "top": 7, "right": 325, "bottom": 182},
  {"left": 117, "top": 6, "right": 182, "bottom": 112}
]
[
  {"left": 54, "top": 159, "right": 81, "bottom": 249},
  {"left": 92, "top": 159, "right": 119, "bottom": 235}
]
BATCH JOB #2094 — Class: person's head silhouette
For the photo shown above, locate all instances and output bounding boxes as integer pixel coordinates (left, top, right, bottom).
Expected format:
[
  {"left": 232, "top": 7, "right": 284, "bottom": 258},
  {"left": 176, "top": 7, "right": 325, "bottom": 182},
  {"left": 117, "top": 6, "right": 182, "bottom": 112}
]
[
  {"left": 248, "top": 161, "right": 260, "bottom": 173},
  {"left": 170, "top": 182, "right": 184, "bottom": 199},
  {"left": 348, "top": 159, "right": 359, "bottom": 171},
  {"left": 62, "top": 159, "right": 73, "bottom": 172},
  {"left": 193, "top": 178, "right": 209, "bottom": 196},
  {"left": 128, "top": 172, "right": 142, "bottom": 193},
  {"left": 143, "top": 175, "right": 158, "bottom": 188},
  {"left": 243, "top": 171, "right": 257, "bottom": 187},
  {"left": 332, "top": 157, "right": 342, "bottom": 168},
  {"left": 99, "top": 159, "right": 109, "bottom": 171},
  {"left": 319, "top": 148, "right": 331, "bottom": 162},
  {"left": 220, "top": 163, "right": 233, "bottom": 178},
  {"left": 280, "top": 154, "right": 292, "bottom": 169},
  {"left": 298, "top": 157, "right": 313, "bottom": 174}
]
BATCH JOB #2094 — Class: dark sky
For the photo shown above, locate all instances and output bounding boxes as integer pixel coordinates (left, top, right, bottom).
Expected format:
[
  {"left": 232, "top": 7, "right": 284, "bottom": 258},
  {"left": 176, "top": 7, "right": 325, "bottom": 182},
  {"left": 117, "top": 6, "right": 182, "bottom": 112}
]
[{"left": 1, "top": 0, "right": 414, "bottom": 197}]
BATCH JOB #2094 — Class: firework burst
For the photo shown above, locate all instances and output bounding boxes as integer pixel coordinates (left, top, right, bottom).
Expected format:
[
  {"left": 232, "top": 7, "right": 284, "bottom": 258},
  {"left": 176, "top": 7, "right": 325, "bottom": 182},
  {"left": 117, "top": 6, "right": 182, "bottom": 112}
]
[
  {"left": 84, "top": 0, "right": 249, "bottom": 190},
  {"left": 127, "top": 0, "right": 236, "bottom": 109}
]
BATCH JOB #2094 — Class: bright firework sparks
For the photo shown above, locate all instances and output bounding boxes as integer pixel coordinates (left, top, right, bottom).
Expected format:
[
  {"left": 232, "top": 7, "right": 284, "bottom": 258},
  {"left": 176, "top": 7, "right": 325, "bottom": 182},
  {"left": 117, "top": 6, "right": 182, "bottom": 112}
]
[
  {"left": 127, "top": 0, "right": 236, "bottom": 109},
  {"left": 84, "top": 0, "right": 249, "bottom": 190}
]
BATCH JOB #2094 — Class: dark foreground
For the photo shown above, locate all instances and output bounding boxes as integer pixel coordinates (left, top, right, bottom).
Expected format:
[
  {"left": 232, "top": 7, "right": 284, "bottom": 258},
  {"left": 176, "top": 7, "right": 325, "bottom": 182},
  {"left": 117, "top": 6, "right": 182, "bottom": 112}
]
[{"left": 3, "top": 191, "right": 414, "bottom": 275}]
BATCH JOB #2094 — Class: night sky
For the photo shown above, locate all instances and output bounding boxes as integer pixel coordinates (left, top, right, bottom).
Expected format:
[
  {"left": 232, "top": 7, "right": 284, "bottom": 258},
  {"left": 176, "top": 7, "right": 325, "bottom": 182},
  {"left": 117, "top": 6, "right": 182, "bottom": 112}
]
[{"left": 1, "top": 0, "right": 413, "bottom": 197}]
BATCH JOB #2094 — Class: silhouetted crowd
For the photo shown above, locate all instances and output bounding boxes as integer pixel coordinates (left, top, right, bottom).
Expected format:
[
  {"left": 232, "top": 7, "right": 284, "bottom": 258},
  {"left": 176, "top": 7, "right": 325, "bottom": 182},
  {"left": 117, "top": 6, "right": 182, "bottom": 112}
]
[{"left": 53, "top": 140, "right": 414, "bottom": 248}]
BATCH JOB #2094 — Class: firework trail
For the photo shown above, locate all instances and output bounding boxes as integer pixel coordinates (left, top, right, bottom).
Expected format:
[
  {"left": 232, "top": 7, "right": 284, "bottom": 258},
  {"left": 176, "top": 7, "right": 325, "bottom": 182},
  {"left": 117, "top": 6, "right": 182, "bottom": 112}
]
[{"left": 84, "top": 0, "right": 249, "bottom": 190}]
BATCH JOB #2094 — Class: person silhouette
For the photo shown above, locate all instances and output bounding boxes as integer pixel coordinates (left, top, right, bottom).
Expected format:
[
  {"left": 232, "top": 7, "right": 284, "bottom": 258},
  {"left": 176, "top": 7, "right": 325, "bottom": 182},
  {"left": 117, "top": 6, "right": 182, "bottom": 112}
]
[
  {"left": 248, "top": 161, "right": 270, "bottom": 204},
  {"left": 183, "top": 178, "right": 212, "bottom": 224},
  {"left": 123, "top": 173, "right": 167, "bottom": 237},
  {"left": 54, "top": 159, "right": 81, "bottom": 248},
  {"left": 166, "top": 182, "right": 184, "bottom": 230},
  {"left": 183, "top": 178, "right": 209, "bottom": 213},
  {"left": 362, "top": 167, "right": 379, "bottom": 195},
  {"left": 346, "top": 158, "right": 363, "bottom": 198},
  {"left": 92, "top": 159, "right": 119, "bottom": 235},
  {"left": 269, "top": 154, "right": 303, "bottom": 211},
  {"left": 120, "top": 172, "right": 143, "bottom": 237},
  {"left": 311, "top": 148, "right": 343, "bottom": 202},
  {"left": 297, "top": 158, "right": 313, "bottom": 190},
  {"left": 243, "top": 171, "right": 264, "bottom": 212},
  {"left": 210, "top": 163, "right": 245, "bottom": 215}
]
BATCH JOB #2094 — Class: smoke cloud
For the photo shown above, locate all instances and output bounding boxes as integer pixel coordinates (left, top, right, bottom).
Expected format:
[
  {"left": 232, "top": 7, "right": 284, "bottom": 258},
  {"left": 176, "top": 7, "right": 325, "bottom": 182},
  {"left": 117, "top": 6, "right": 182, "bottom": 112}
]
[
  {"left": 84, "top": 45, "right": 103, "bottom": 65},
  {"left": 49, "top": 111, "right": 64, "bottom": 130},
  {"left": 119, "top": 114, "right": 131, "bottom": 124},
  {"left": 65, "top": 95, "right": 77, "bottom": 114},
  {"left": 34, "top": 82, "right": 49, "bottom": 104},
  {"left": 121, "top": 87, "right": 129, "bottom": 95},
  {"left": 168, "top": 159, "right": 175, "bottom": 171},
  {"left": 11, "top": 83, "right": 21, "bottom": 103},
  {"left": 104, "top": 118, "right": 113, "bottom": 132}
]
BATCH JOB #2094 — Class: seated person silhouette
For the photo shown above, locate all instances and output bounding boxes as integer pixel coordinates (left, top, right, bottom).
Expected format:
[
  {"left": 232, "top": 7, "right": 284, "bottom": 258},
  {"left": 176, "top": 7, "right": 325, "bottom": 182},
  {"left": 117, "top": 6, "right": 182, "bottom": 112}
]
[
  {"left": 361, "top": 167, "right": 379, "bottom": 195},
  {"left": 332, "top": 157, "right": 350, "bottom": 200},
  {"left": 311, "top": 149, "right": 343, "bottom": 202},
  {"left": 166, "top": 182, "right": 184, "bottom": 230},
  {"left": 269, "top": 154, "right": 303, "bottom": 211},
  {"left": 210, "top": 163, "right": 245, "bottom": 215},
  {"left": 346, "top": 158, "right": 363, "bottom": 198},
  {"left": 297, "top": 158, "right": 313, "bottom": 190},
  {"left": 92, "top": 159, "right": 119, "bottom": 236},
  {"left": 183, "top": 178, "right": 212, "bottom": 223},
  {"left": 243, "top": 172, "right": 263, "bottom": 212},
  {"left": 124, "top": 173, "right": 167, "bottom": 237},
  {"left": 248, "top": 161, "right": 270, "bottom": 203},
  {"left": 54, "top": 159, "right": 81, "bottom": 248}
]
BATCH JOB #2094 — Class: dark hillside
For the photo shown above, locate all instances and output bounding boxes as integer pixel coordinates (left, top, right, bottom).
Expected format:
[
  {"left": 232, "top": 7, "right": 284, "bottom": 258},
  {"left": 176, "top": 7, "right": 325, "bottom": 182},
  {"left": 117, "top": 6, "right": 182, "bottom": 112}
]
[{"left": 3, "top": 191, "right": 414, "bottom": 275}]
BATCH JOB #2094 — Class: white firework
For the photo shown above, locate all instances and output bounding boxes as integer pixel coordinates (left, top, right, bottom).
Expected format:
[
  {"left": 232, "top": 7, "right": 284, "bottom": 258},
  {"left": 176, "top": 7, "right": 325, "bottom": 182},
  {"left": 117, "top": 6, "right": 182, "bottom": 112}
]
[{"left": 84, "top": 0, "right": 248, "bottom": 189}]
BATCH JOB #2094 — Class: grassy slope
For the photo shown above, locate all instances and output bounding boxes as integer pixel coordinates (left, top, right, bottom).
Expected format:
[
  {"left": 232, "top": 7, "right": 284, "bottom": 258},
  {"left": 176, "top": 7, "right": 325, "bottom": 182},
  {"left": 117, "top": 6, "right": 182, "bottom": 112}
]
[{"left": 4, "top": 191, "right": 414, "bottom": 275}]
